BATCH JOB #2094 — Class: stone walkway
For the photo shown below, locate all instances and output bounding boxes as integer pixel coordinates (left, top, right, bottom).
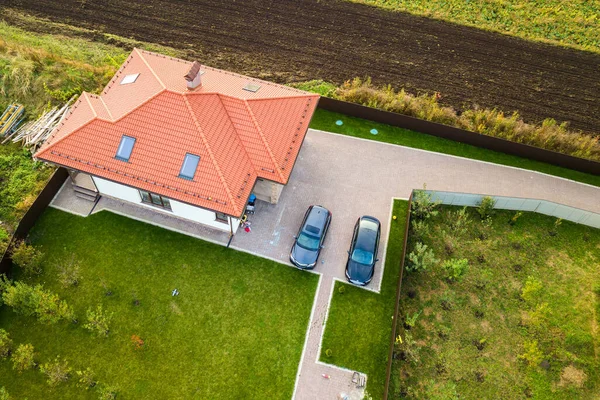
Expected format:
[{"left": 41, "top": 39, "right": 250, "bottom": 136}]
[{"left": 49, "top": 129, "right": 600, "bottom": 400}]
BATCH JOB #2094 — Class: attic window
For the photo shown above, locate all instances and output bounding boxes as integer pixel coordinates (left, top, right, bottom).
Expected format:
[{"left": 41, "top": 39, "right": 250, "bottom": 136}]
[
  {"left": 243, "top": 83, "right": 261, "bottom": 93},
  {"left": 179, "top": 153, "right": 200, "bottom": 180},
  {"left": 115, "top": 135, "right": 136, "bottom": 162},
  {"left": 120, "top": 73, "right": 140, "bottom": 85}
]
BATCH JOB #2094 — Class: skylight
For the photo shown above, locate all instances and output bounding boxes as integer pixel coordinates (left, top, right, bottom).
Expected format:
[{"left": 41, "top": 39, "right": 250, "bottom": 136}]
[
  {"left": 115, "top": 135, "right": 136, "bottom": 162},
  {"left": 243, "top": 83, "right": 261, "bottom": 93},
  {"left": 120, "top": 73, "right": 140, "bottom": 85},
  {"left": 179, "top": 153, "right": 200, "bottom": 180}
]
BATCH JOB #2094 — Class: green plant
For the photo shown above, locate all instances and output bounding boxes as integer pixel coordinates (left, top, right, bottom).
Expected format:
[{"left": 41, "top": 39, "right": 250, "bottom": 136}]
[
  {"left": 10, "top": 241, "right": 43, "bottom": 277},
  {"left": 83, "top": 305, "right": 113, "bottom": 337},
  {"left": 11, "top": 343, "right": 35, "bottom": 372},
  {"left": 521, "top": 276, "right": 543, "bottom": 305},
  {"left": 0, "top": 387, "right": 10, "bottom": 400},
  {"left": 519, "top": 340, "right": 544, "bottom": 367},
  {"left": 325, "top": 348, "right": 333, "bottom": 357},
  {"left": 509, "top": 211, "right": 523, "bottom": 226},
  {"left": 411, "top": 188, "right": 441, "bottom": 220},
  {"left": 76, "top": 367, "right": 97, "bottom": 389},
  {"left": 406, "top": 242, "right": 438, "bottom": 272},
  {"left": 404, "top": 310, "right": 422, "bottom": 329},
  {"left": 477, "top": 196, "right": 496, "bottom": 219},
  {"left": 57, "top": 256, "right": 81, "bottom": 288},
  {"left": 0, "top": 329, "right": 13, "bottom": 358},
  {"left": 442, "top": 258, "right": 469, "bottom": 282},
  {"left": 399, "top": 332, "right": 420, "bottom": 365},
  {"left": 40, "top": 356, "right": 72, "bottom": 386},
  {"left": 410, "top": 219, "right": 430, "bottom": 241},
  {"left": 338, "top": 285, "right": 346, "bottom": 294},
  {"left": 449, "top": 206, "right": 470, "bottom": 235},
  {"left": 97, "top": 384, "right": 118, "bottom": 400},
  {"left": 1, "top": 280, "right": 74, "bottom": 324}
]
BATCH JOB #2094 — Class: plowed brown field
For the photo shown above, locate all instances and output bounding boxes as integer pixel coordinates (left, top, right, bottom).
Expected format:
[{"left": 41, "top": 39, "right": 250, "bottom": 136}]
[{"left": 3, "top": 0, "right": 600, "bottom": 133}]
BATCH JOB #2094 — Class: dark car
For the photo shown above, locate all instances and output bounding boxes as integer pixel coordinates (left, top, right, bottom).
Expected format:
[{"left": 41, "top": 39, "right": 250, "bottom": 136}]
[
  {"left": 345, "top": 216, "right": 381, "bottom": 285},
  {"left": 290, "top": 205, "right": 332, "bottom": 269}
]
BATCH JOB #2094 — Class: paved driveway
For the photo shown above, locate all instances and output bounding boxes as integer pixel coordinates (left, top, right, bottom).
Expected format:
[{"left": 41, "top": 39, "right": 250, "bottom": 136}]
[{"left": 232, "top": 129, "right": 600, "bottom": 291}]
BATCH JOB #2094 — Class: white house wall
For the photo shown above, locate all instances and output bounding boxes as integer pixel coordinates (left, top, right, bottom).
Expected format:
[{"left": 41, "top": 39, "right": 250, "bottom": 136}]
[{"left": 91, "top": 176, "right": 238, "bottom": 233}]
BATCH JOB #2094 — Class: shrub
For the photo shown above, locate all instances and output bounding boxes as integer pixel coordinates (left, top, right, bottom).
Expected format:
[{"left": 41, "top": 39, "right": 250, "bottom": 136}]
[
  {"left": 410, "top": 219, "right": 430, "bottom": 241},
  {"left": 11, "top": 343, "right": 35, "bottom": 372},
  {"left": 404, "top": 310, "right": 422, "bottom": 329},
  {"left": 411, "top": 188, "right": 440, "bottom": 220},
  {"left": 83, "top": 305, "right": 113, "bottom": 337},
  {"left": 509, "top": 211, "right": 523, "bottom": 226},
  {"left": 399, "top": 333, "right": 420, "bottom": 365},
  {"left": 449, "top": 207, "right": 470, "bottom": 235},
  {"left": 521, "top": 276, "right": 543, "bottom": 305},
  {"left": 519, "top": 340, "right": 543, "bottom": 367},
  {"left": 477, "top": 196, "right": 495, "bottom": 219},
  {"left": 97, "top": 384, "right": 118, "bottom": 400},
  {"left": 0, "top": 387, "right": 10, "bottom": 400},
  {"left": 57, "top": 256, "right": 81, "bottom": 288},
  {"left": 0, "top": 329, "right": 13, "bottom": 358},
  {"left": 10, "top": 241, "right": 43, "bottom": 277},
  {"left": 442, "top": 258, "right": 469, "bottom": 282},
  {"left": 76, "top": 367, "right": 97, "bottom": 389},
  {"left": 1, "top": 280, "right": 74, "bottom": 324},
  {"left": 406, "top": 242, "right": 438, "bottom": 272},
  {"left": 40, "top": 356, "right": 72, "bottom": 386}
]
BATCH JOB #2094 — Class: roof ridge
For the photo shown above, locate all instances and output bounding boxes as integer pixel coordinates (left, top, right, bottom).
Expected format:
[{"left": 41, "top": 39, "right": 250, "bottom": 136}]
[
  {"left": 98, "top": 96, "right": 114, "bottom": 120},
  {"left": 135, "top": 48, "right": 166, "bottom": 89},
  {"left": 243, "top": 100, "right": 286, "bottom": 182},
  {"left": 82, "top": 93, "right": 97, "bottom": 118},
  {"left": 244, "top": 94, "right": 320, "bottom": 102},
  {"left": 182, "top": 96, "right": 240, "bottom": 216}
]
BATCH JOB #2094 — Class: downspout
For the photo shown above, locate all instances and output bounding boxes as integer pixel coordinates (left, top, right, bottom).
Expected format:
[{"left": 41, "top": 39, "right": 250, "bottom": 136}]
[{"left": 226, "top": 216, "right": 234, "bottom": 248}]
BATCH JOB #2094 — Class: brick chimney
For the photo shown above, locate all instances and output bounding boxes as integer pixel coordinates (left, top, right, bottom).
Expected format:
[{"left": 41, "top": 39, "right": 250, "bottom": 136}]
[{"left": 184, "top": 61, "right": 202, "bottom": 90}]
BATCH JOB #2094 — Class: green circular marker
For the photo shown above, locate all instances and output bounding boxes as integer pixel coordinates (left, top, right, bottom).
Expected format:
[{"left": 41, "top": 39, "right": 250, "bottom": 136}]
[
  {"left": 370, "top": 128, "right": 378, "bottom": 135},
  {"left": 336, "top": 120, "right": 343, "bottom": 126}
]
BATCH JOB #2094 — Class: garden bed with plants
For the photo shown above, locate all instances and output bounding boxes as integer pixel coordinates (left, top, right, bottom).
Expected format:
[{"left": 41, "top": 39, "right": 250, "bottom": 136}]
[
  {"left": 0, "top": 209, "right": 318, "bottom": 399},
  {"left": 390, "top": 193, "right": 600, "bottom": 399}
]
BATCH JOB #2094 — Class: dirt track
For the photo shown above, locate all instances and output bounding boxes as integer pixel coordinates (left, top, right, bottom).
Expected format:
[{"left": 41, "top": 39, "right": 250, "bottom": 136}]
[{"left": 3, "top": 0, "right": 600, "bottom": 133}]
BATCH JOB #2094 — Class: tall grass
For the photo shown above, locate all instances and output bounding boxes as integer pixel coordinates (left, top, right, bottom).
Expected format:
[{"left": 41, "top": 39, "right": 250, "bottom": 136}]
[
  {"left": 350, "top": 0, "right": 600, "bottom": 54},
  {"left": 292, "top": 78, "right": 600, "bottom": 161}
]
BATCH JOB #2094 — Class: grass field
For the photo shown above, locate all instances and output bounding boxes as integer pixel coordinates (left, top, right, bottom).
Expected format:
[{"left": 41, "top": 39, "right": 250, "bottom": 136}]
[
  {"left": 319, "top": 200, "right": 408, "bottom": 399},
  {"left": 391, "top": 205, "right": 600, "bottom": 399},
  {"left": 310, "top": 108, "right": 600, "bottom": 187},
  {"left": 0, "top": 209, "right": 317, "bottom": 399},
  {"left": 351, "top": 0, "right": 600, "bottom": 53}
]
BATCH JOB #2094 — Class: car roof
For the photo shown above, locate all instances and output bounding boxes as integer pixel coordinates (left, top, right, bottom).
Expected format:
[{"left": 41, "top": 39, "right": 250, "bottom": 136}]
[
  {"left": 355, "top": 216, "right": 379, "bottom": 251},
  {"left": 304, "top": 205, "right": 329, "bottom": 228}
]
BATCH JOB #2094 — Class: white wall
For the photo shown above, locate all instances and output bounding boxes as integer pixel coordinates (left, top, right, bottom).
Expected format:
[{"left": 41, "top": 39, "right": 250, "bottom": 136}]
[{"left": 92, "top": 177, "right": 239, "bottom": 233}]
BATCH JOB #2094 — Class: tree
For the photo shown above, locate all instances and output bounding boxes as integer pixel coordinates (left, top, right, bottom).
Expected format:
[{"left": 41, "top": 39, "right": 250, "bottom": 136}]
[
  {"left": 40, "top": 356, "right": 72, "bottom": 386},
  {"left": 477, "top": 196, "right": 496, "bottom": 219},
  {"left": 406, "top": 242, "right": 438, "bottom": 272},
  {"left": 1, "top": 281, "right": 74, "bottom": 324},
  {"left": 11, "top": 241, "right": 43, "bottom": 277},
  {"left": 411, "top": 188, "right": 441, "bottom": 220},
  {"left": 0, "top": 329, "right": 13, "bottom": 358},
  {"left": 0, "top": 386, "right": 10, "bottom": 400},
  {"left": 12, "top": 343, "right": 35, "bottom": 372},
  {"left": 84, "top": 305, "right": 113, "bottom": 337}
]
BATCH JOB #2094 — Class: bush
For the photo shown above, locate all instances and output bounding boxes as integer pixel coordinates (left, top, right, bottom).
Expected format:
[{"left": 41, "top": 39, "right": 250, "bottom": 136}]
[
  {"left": 0, "top": 329, "right": 13, "bottom": 358},
  {"left": 477, "top": 196, "right": 495, "bottom": 219},
  {"left": 410, "top": 220, "right": 430, "bottom": 241},
  {"left": 521, "top": 276, "right": 543, "bottom": 305},
  {"left": 40, "top": 356, "right": 72, "bottom": 386},
  {"left": 519, "top": 340, "right": 543, "bottom": 367},
  {"left": 83, "top": 305, "right": 113, "bottom": 337},
  {"left": 449, "top": 207, "right": 470, "bottom": 235},
  {"left": 411, "top": 188, "right": 440, "bottom": 220},
  {"left": 442, "top": 258, "right": 469, "bottom": 282},
  {"left": 10, "top": 241, "right": 43, "bottom": 277},
  {"left": 97, "top": 384, "right": 118, "bottom": 400},
  {"left": 0, "top": 387, "right": 10, "bottom": 400},
  {"left": 1, "top": 280, "right": 74, "bottom": 324},
  {"left": 76, "top": 367, "right": 97, "bottom": 389},
  {"left": 406, "top": 242, "right": 438, "bottom": 272},
  {"left": 11, "top": 343, "right": 35, "bottom": 372},
  {"left": 57, "top": 256, "right": 81, "bottom": 288}
]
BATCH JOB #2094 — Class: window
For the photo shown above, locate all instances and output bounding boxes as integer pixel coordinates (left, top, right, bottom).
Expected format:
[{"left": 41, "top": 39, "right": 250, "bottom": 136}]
[
  {"left": 215, "top": 212, "right": 228, "bottom": 224},
  {"left": 115, "top": 135, "right": 136, "bottom": 162},
  {"left": 120, "top": 73, "right": 140, "bottom": 85},
  {"left": 139, "top": 190, "right": 171, "bottom": 210},
  {"left": 243, "top": 83, "right": 261, "bottom": 93},
  {"left": 179, "top": 153, "right": 200, "bottom": 180}
]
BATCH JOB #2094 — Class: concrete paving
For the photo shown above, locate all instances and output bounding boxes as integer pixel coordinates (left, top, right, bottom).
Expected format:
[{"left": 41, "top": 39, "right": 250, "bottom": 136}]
[{"left": 49, "top": 129, "right": 600, "bottom": 400}]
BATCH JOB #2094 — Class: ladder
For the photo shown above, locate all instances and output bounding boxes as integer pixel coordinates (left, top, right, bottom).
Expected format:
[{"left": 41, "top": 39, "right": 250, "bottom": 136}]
[{"left": 0, "top": 104, "right": 25, "bottom": 137}]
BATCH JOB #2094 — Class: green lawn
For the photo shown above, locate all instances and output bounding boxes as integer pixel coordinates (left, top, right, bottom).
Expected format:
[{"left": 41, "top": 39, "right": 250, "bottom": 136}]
[
  {"left": 392, "top": 205, "right": 600, "bottom": 399},
  {"left": 0, "top": 209, "right": 318, "bottom": 399},
  {"left": 320, "top": 200, "right": 409, "bottom": 399},
  {"left": 309, "top": 108, "right": 600, "bottom": 187},
  {"left": 349, "top": 0, "right": 600, "bottom": 54}
]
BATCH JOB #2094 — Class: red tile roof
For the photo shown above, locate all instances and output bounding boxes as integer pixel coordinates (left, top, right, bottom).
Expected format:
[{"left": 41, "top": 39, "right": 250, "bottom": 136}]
[{"left": 35, "top": 49, "right": 319, "bottom": 217}]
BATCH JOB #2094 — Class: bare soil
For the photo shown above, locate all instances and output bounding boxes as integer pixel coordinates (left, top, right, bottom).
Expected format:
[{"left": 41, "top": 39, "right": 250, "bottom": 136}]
[{"left": 3, "top": 0, "right": 600, "bottom": 133}]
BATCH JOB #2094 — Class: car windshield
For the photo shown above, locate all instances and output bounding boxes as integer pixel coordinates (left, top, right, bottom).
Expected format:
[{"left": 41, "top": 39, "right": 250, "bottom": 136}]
[
  {"left": 297, "top": 232, "right": 320, "bottom": 250},
  {"left": 351, "top": 248, "right": 374, "bottom": 265}
]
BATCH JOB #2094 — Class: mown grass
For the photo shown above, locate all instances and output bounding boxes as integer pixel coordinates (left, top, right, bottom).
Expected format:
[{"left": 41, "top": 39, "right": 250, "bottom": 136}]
[
  {"left": 309, "top": 108, "right": 600, "bottom": 187},
  {"left": 349, "top": 0, "right": 600, "bottom": 54},
  {"left": 392, "top": 206, "right": 600, "bottom": 399},
  {"left": 0, "top": 209, "right": 317, "bottom": 399},
  {"left": 319, "top": 200, "right": 409, "bottom": 399}
]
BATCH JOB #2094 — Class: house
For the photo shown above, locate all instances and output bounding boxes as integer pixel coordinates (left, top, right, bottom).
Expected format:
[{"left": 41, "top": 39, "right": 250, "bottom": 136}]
[{"left": 35, "top": 49, "right": 319, "bottom": 235}]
